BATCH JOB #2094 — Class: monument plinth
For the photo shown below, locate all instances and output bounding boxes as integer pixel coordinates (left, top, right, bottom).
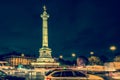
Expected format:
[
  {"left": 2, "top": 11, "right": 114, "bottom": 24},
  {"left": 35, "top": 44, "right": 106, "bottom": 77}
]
[{"left": 31, "top": 6, "right": 59, "bottom": 68}]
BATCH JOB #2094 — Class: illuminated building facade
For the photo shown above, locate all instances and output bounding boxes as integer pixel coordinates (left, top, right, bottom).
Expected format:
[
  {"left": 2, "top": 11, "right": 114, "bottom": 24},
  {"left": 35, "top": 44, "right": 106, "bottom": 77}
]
[{"left": 3, "top": 53, "right": 36, "bottom": 66}]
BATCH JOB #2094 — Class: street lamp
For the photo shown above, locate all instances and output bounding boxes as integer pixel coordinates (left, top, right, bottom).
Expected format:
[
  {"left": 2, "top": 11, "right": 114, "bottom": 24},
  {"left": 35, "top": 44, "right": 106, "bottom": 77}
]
[
  {"left": 71, "top": 53, "right": 76, "bottom": 67},
  {"left": 109, "top": 45, "right": 117, "bottom": 61},
  {"left": 89, "top": 51, "right": 94, "bottom": 65}
]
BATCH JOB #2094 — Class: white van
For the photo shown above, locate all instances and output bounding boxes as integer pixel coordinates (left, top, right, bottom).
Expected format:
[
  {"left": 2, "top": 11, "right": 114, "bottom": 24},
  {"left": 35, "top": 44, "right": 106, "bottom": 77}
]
[{"left": 0, "top": 61, "right": 14, "bottom": 70}]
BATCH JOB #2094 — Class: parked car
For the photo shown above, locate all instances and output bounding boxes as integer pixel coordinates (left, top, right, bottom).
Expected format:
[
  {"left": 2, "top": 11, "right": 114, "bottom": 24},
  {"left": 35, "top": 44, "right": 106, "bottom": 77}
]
[
  {"left": 45, "top": 69, "right": 104, "bottom": 80},
  {"left": 0, "top": 70, "right": 25, "bottom": 80}
]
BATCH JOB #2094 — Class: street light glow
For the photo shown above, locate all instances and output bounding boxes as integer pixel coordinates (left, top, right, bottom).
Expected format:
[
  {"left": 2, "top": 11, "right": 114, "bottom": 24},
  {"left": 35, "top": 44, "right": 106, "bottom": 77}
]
[
  {"left": 59, "top": 55, "right": 63, "bottom": 59},
  {"left": 110, "top": 46, "right": 116, "bottom": 51},
  {"left": 90, "top": 52, "right": 94, "bottom": 55},
  {"left": 72, "top": 53, "right": 76, "bottom": 57}
]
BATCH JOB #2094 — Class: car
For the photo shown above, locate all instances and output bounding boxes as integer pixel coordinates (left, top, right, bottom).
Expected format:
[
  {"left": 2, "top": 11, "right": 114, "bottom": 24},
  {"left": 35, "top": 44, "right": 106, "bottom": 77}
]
[
  {"left": 44, "top": 69, "right": 104, "bottom": 80},
  {"left": 0, "top": 61, "right": 14, "bottom": 70},
  {"left": 0, "top": 70, "right": 25, "bottom": 80},
  {"left": 105, "top": 71, "right": 120, "bottom": 79}
]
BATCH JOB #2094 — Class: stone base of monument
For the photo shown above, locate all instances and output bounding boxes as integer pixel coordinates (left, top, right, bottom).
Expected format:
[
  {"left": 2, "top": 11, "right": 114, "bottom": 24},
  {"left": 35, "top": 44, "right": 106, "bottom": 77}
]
[{"left": 31, "top": 58, "right": 59, "bottom": 68}]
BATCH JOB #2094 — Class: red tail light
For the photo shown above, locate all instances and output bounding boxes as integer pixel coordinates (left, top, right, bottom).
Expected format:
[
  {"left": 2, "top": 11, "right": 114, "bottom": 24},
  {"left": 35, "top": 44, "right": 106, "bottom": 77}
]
[{"left": 46, "top": 77, "right": 51, "bottom": 80}]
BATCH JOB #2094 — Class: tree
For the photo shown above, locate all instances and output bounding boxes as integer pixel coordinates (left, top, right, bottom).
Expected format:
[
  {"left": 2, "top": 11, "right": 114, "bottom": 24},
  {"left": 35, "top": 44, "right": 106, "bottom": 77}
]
[
  {"left": 114, "top": 56, "right": 120, "bottom": 62},
  {"left": 88, "top": 56, "right": 101, "bottom": 65},
  {"left": 77, "top": 56, "right": 88, "bottom": 67}
]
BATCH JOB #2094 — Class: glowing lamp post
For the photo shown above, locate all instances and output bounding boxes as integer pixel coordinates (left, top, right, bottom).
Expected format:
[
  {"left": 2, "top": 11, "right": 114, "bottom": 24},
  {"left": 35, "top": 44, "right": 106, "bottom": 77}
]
[
  {"left": 72, "top": 53, "right": 76, "bottom": 67},
  {"left": 109, "top": 45, "right": 117, "bottom": 61}
]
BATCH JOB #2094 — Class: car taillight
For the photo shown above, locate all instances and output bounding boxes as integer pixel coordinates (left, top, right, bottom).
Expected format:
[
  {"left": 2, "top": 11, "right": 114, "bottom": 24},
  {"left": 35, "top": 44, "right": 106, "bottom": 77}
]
[{"left": 46, "top": 77, "right": 51, "bottom": 80}]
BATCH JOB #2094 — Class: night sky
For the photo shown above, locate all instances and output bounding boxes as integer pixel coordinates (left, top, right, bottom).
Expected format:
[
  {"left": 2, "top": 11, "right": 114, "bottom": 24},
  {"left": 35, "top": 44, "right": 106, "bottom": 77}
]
[{"left": 0, "top": 0, "right": 120, "bottom": 58}]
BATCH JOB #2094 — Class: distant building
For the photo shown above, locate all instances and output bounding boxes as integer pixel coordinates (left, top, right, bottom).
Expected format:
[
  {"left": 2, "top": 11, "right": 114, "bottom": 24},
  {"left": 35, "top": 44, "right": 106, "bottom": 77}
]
[{"left": 2, "top": 53, "right": 36, "bottom": 67}]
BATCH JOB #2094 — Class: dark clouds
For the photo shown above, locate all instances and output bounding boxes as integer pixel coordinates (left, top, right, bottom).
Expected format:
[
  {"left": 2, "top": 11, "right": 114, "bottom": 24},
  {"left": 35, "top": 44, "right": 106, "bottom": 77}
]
[{"left": 0, "top": 0, "right": 120, "bottom": 58}]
